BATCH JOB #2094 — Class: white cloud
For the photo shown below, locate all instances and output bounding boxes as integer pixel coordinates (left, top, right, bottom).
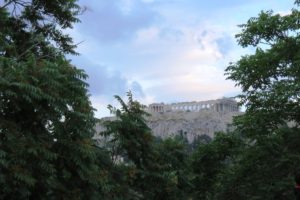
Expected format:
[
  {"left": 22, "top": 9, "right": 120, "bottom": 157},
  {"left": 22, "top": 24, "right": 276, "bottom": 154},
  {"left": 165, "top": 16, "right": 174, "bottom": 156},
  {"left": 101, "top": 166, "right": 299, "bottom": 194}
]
[
  {"left": 77, "top": 0, "right": 159, "bottom": 43},
  {"left": 91, "top": 91, "right": 155, "bottom": 119},
  {"left": 276, "top": 10, "right": 291, "bottom": 16},
  {"left": 125, "top": 23, "right": 241, "bottom": 103},
  {"left": 71, "top": 0, "right": 294, "bottom": 117}
]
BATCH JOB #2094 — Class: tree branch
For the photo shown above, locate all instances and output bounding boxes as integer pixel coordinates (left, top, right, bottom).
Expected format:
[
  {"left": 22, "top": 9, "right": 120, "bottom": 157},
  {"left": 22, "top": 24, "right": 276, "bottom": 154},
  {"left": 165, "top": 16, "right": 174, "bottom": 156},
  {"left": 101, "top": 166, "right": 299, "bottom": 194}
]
[{"left": 0, "top": 0, "right": 15, "bottom": 9}]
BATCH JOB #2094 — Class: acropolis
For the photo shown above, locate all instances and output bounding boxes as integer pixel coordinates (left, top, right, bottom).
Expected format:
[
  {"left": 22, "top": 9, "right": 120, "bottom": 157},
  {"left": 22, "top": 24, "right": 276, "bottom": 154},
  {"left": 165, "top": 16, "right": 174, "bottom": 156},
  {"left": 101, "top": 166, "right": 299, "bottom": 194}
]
[
  {"left": 146, "top": 97, "right": 239, "bottom": 113},
  {"left": 95, "top": 97, "right": 241, "bottom": 143}
]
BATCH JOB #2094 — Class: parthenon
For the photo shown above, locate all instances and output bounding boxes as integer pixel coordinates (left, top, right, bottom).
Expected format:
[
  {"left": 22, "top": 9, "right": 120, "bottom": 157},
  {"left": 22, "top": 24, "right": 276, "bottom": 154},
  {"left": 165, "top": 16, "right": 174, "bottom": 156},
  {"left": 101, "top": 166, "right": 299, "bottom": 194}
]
[{"left": 147, "top": 98, "right": 239, "bottom": 113}]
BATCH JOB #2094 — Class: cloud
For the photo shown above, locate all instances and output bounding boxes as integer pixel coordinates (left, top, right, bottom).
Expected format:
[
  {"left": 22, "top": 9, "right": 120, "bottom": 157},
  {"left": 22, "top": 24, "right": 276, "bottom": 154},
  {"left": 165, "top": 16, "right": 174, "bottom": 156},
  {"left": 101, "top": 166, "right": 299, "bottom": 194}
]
[
  {"left": 131, "top": 23, "right": 236, "bottom": 77},
  {"left": 77, "top": 0, "right": 159, "bottom": 43},
  {"left": 90, "top": 91, "right": 152, "bottom": 119},
  {"left": 70, "top": 56, "right": 146, "bottom": 97},
  {"left": 143, "top": 64, "right": 239, "bottom": 103},
  {"left": 276, "top": 10, "right": 292, "bottom": 16},
  {"left": 123, "top": 22, "right": 241, "bottom": 104},
  {"left": 87, "top": 66, "right": 127, "bottom": 96},
  {"left": 70, "top": 55, "right": 149, "bottom": 118},
  {"left": 129, "top": 81, "right": 145, "bottom": 98},
  {"left": 215, "top": 34, "right": 234, "bottom": 56},
  {"left": 86, "top": 65, "right": 146, "bottom": 98},
  {"left": 70, "top": 7, "right": 241, "bottom": 117},
  {"left": 159, "top": 27, "right": 184, "bottom": 41},
  {"left": 70, "top": 0, "right": 295, "bottom": 118}
]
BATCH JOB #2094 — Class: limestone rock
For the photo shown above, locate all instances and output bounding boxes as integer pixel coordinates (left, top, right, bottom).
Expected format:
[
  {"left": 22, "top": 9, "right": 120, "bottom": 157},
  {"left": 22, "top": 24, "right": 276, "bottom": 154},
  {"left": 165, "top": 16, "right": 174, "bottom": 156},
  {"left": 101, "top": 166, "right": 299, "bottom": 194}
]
[
  {"left": 94, "top": 110, "right": 242, "bottom": 143},
  {"left": 146, "top": 110, "right": 241, "bottom": 142}
]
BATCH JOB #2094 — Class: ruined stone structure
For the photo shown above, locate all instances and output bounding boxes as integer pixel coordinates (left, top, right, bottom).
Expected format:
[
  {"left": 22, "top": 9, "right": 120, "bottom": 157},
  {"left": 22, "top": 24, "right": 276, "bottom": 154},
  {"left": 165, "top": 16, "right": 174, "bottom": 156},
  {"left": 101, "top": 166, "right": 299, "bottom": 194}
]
[
  {"left": 94, "top": 98, "right": 241, "bottom": 143},
  {"left": 147, "top": 98, "right": 239, "bottom": 113}
]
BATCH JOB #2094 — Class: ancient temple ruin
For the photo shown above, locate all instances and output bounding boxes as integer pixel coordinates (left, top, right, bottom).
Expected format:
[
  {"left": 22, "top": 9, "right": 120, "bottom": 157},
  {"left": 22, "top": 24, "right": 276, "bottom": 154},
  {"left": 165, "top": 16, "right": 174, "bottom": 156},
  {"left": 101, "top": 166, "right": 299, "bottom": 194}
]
[
  {"left": 147, "top": 97, "right": 239, "bottom": 113},
  {"left": 94, "top": 97, "right": 241, "bottom": 143}
]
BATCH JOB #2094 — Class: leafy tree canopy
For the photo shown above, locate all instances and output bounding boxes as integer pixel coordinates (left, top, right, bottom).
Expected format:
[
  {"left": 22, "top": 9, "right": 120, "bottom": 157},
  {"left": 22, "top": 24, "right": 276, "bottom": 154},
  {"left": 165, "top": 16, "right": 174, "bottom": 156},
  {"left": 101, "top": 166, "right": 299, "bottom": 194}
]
[
  {"left": 0, "top": 1, "right": 111, "bottom": 199},
  {"left": 215, "top": 1, "right": 300, "bottom": 199},
  {"left": 0, "top": 0, "right": 81, "bottom": 57},
  {"left": 225, "top": 1, "right": 300, "bottom": 136}
]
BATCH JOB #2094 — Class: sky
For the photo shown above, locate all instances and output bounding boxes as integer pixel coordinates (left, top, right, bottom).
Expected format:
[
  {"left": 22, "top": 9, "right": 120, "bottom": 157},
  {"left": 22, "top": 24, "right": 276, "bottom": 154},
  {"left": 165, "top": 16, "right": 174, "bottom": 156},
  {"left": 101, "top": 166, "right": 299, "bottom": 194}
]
[{"left": 68, "top": 0, "right": 295, "bottom": 118}]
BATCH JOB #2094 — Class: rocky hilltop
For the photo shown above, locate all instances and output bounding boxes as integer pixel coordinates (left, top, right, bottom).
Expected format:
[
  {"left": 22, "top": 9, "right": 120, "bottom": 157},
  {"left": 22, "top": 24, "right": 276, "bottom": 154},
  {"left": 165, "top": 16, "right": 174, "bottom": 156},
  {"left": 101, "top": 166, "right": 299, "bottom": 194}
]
[
  {"left": 94, "top": 98, "right": 242, "bottom": 142},
  {"left": 146, "top": 110, "right": 240, "bottom": 142}
]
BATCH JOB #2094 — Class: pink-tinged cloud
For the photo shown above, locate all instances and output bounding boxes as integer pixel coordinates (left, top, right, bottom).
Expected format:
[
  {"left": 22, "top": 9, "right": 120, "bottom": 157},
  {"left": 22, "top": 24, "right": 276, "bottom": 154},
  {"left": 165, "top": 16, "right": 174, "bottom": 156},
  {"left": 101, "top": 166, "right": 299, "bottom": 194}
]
[{"left": 69, "top": 0, "right": 295, "bottom": 117}]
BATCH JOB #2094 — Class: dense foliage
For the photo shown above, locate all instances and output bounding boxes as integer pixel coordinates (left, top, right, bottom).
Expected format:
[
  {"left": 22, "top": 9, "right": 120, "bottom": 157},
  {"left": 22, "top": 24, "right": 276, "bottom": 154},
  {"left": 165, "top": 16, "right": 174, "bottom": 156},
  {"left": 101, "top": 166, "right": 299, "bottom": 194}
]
[
  {"left": 217, "top": 1, "right": 300, "bottom": 198},
  {"left": 102, "top": 92, "right": 192, "bottom": 199},
  {"left": 0, "top": 0, "right": 111, "bottom": 199}
]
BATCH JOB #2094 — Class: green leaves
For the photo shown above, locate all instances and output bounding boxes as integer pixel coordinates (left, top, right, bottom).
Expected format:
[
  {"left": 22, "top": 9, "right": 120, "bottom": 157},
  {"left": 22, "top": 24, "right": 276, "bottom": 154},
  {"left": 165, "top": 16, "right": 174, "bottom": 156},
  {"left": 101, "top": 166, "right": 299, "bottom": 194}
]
[
  {"left": 1, "top": 0, "right": 81, "bottom": 57},
  {"left": 102, "top": 94, "right": 195, "bottom": 199},
  {"left": 0, "top": 1, "right": 113, "bottom": 198},
  {"left": 215, "top": 1, "right": 300, "bottom": 200},
  {"left": 0, "top": 53, "right": 108, "bottom": 198},
  {"left": 226, "top": 4, "right": 300, "bottom": 132},
  {"left": 236, "top": 9, "right": 300, "bottom": 48}
]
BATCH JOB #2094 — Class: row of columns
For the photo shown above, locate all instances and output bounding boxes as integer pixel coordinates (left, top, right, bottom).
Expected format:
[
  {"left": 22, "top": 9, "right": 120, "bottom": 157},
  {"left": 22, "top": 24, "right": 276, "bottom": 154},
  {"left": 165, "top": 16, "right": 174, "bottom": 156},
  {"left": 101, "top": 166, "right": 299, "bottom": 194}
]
[
  {"left": 215, "top": 103, "right": 238, "bottom": 112},
  {"left": 150, "top": 105, "right": 164, "bottom": 112},
  {"left": 171, "top": 103, "right": 213, "bottom": 111},
  {"left": 149, "top": 102, "right": 239, "bottom": 113},
  {"left": 215, "top": 103, "right": 239, "bottom": 112}
]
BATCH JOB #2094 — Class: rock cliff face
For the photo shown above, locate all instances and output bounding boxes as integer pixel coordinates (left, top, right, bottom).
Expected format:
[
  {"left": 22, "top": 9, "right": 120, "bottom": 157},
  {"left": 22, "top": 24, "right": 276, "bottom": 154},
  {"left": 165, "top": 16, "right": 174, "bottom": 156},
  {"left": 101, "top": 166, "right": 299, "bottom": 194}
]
[
  {"left": 94, "top": 110, "right": 241, "bottom": 143},
  {"left": 146, "top": 110, "right": 241, "bottom": 142}
]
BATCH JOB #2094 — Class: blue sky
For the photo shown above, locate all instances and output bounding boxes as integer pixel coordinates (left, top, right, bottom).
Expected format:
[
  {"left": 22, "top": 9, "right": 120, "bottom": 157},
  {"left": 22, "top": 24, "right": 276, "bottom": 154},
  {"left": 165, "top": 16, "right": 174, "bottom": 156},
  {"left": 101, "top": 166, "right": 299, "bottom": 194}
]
[{"left": 68, "top": 0, "right": 295, "bottom": 117}]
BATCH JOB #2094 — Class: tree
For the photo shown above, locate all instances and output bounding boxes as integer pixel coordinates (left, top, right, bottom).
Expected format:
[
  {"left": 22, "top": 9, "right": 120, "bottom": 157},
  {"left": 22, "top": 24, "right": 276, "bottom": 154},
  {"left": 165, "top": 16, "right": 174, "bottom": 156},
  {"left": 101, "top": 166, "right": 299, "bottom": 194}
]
[
  {"left": 103, "top": 92, "right": 154, "bottom": 170},
  {"left": 225, "top": 2, "right": 300, "bottom": 136},
  {"left": 214, "top": 127, "right": 300, "bottom": 200},
  {"left": 0, "top": 1, "right": 110, "bottom": 199},
  {"left": 190, "top": 132, "right": 242, "bottom": 200},
  {"left": 102, "top": 93, "right": 193, "bottom": 199},
  {"left": 154, "top": 136, "right": 193, "bottom": 200},
  {"left": 216, "top": 1, "right": 300, "bottom": 199},
  {"left": 102, "top": 92, "right": 159, "bottom": 199},
  {"left": 0, "top": 0, "right": 80, "bottom": 57}
]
